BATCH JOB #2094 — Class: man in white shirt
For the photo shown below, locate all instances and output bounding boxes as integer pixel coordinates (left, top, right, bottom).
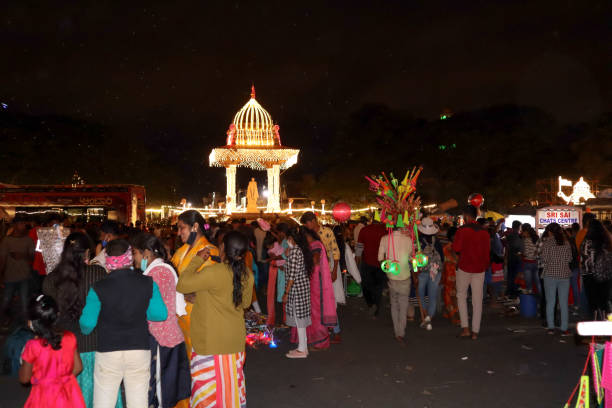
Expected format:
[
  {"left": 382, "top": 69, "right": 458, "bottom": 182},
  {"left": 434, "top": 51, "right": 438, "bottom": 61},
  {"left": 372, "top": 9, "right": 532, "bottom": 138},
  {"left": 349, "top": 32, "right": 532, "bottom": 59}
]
[{"left": 378, "top": 228, "right": 413, "bottom": 344}]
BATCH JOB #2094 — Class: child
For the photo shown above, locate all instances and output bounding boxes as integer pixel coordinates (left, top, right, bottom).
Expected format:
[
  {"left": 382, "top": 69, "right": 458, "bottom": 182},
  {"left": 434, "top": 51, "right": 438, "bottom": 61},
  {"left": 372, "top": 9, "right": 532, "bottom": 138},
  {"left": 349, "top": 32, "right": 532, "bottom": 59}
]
[
  {"left": 283, "top": 228, "right": 312, "bottom": 358},
  {"left": 264, "top": 233, "right": 286, "bottom": 326},
  {"left": 20, "top": 295, "right": 85, "bottom": 408}
]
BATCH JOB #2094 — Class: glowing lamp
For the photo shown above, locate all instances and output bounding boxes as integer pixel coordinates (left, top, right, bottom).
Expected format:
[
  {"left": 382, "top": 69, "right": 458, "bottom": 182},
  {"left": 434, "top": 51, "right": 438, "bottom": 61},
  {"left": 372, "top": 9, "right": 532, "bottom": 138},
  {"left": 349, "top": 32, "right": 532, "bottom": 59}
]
[
  {"left": 332, "top": 202, "right": 351, "bottom": 223},
  {"left": 381, "top": 260, "right": 401, "bottom": 275},
  {"left": 414, "top": 252, "right": 429, "bottom": 268}
]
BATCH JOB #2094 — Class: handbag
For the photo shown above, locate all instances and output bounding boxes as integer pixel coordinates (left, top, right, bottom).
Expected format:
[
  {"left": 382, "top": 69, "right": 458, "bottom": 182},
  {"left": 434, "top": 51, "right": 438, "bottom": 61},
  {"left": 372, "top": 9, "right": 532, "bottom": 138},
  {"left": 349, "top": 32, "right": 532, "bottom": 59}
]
[{"left": 593, "top": 248, "right": 612, "bottom": 282}]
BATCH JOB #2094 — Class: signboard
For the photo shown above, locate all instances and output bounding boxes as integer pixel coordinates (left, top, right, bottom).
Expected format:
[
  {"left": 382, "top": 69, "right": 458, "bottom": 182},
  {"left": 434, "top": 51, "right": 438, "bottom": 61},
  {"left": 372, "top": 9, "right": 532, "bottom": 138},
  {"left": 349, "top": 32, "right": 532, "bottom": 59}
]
[{"left": 536, "top": 206, "right": 582, "bottom": 230}]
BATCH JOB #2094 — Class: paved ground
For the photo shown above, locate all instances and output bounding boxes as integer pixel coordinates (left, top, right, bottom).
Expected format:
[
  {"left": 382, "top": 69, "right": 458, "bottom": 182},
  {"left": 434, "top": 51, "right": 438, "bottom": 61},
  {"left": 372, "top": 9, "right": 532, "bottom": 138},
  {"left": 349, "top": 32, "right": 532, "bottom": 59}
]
[{"left": 1, "top": 297, "right": 587, "bottom": 408}]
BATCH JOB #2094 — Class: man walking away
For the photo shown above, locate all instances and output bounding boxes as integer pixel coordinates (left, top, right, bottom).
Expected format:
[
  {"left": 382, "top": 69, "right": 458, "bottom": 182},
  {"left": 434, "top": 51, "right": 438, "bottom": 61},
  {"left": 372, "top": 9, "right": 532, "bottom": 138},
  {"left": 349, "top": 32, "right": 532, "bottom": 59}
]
[
  {"left": 355, "top": 220, "right": 387, "bottom": 317},
  {"left": 453, "top": 206, "right": 490, "bottom": 340},
  {"left": 505, "top": 221, "right": 523, "bottom": 299}
]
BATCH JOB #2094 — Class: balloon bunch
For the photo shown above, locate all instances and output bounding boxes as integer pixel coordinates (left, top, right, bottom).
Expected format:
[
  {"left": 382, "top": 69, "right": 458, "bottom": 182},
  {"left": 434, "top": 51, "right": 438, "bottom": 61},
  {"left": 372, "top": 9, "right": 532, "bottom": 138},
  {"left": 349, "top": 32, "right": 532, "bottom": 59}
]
[{"left": 365, "top": 167, "right": 428, "bottom": 274}]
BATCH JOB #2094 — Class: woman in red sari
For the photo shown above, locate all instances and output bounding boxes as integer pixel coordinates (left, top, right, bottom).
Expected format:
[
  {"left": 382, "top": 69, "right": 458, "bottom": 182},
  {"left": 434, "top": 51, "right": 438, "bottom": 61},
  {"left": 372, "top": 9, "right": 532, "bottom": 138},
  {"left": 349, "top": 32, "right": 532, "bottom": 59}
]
[
  {"left": 442, "top": 227, "right": 460, "bottom": 326},
  {"left": 291, "top": 228, "right": 337, "bottom": 350}
]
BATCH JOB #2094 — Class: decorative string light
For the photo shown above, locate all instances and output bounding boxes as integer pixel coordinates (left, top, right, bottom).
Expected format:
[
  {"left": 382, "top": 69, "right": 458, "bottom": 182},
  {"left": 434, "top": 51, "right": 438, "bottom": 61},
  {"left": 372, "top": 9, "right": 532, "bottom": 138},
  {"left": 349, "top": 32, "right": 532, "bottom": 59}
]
[{"left": 209, "top": 147, "right": 299, "bottom": 171}]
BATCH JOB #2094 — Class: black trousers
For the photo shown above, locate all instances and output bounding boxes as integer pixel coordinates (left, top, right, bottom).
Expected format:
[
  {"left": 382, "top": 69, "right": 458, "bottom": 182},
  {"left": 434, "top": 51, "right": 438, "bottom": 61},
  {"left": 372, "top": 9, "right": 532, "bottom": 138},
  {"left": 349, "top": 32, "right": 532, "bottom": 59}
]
[
  {"left": 583, "top": 275, "right": 612, "bottom": 319},
  {"left": 149, "top": 336, "right": 191, "bottom": 408},
  {"left": 360, "top": 263, "right": 387, "bottom": 309}
]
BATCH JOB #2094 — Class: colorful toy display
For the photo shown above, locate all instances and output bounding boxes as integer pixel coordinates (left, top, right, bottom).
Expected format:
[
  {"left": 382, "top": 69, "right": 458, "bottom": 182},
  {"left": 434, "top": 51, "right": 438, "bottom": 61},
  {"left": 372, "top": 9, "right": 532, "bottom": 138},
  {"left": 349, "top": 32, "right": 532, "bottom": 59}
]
[
  {"left": 244, "top": 310, "right": 277, "bottom": 348},
  {"left": 365, "top": 166, "right": 426, "bottom": 275}
]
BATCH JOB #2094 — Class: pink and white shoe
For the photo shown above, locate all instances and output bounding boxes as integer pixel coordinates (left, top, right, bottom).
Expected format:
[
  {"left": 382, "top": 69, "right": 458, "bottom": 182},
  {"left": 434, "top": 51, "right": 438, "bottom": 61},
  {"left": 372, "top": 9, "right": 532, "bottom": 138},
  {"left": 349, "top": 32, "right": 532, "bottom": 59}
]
[{"left": 286, "top": 349, "right": 308, "bottom": 359}]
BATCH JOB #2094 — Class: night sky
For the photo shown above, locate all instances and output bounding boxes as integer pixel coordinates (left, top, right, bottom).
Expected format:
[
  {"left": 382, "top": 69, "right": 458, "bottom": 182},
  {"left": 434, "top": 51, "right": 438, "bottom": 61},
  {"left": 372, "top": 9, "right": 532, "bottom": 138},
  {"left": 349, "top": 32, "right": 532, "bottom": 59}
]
[{"left": 1, "top": 1, "right": 611, "bottom": 202}]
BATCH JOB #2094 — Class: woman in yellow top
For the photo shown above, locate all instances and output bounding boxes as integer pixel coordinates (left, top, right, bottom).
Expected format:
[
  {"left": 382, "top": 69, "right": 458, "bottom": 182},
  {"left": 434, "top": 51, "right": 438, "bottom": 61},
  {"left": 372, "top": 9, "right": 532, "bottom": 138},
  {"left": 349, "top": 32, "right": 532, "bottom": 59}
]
[{"left": 177, "top": 231, "right": 254, "bottom": 408}]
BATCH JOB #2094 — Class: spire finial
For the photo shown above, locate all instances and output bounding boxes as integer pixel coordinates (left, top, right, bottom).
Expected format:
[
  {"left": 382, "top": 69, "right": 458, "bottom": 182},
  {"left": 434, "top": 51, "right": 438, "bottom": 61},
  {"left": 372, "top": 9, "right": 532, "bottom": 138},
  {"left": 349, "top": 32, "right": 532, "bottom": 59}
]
[{"left": 250, "top": 84, "right": 256, "bottom": 99}]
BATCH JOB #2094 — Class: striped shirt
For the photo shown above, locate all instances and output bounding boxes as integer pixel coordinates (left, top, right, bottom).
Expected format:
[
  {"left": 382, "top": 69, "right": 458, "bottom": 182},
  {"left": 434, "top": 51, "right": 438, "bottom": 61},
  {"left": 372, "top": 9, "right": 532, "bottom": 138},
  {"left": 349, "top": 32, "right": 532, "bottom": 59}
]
[{"left": 522, "top": 237, "right": 538, "bottom": 261}]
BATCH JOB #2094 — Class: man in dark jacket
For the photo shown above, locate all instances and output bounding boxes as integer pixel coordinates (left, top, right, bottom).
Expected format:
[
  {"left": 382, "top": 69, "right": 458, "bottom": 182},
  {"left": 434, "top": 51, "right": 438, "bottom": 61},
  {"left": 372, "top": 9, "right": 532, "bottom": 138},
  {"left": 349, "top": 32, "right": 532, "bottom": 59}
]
[{"left": 505, "top": 220, "right": 524, "bottom": 299}]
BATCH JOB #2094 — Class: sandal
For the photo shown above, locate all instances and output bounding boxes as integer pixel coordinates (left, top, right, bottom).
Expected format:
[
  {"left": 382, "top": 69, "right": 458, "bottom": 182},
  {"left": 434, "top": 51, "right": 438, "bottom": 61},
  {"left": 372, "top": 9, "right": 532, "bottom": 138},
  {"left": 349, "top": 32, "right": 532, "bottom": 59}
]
[
  {"left": 286, "top": 349, "right": 308, "bottom": 359},
  {"left": 471, "top": 332, "right": 478, "bottom": 340},
  {"left": 457, "top": 330, "right": 471, "bottom": 339}
]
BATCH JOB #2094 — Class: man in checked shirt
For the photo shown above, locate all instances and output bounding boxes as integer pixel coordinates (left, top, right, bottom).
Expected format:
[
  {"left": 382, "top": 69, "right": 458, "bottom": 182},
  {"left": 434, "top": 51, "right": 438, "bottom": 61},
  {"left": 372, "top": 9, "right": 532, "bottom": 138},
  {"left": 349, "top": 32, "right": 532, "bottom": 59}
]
[{"left": 300, "top": 211, "right": 343, "bottom": 344}]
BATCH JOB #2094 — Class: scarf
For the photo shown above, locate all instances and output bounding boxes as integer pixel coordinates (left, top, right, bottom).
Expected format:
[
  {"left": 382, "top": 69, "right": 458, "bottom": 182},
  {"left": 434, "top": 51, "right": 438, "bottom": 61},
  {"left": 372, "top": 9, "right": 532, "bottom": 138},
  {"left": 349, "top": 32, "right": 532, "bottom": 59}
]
[
  {"left": 171, "top": 236, "right": 219, "bottom": 275},
  {"left": 143, "top": 258, "right": 188, "bottom": 316},
  {"left": 105, "top": 247, "right": 133, "bottom": 271}
]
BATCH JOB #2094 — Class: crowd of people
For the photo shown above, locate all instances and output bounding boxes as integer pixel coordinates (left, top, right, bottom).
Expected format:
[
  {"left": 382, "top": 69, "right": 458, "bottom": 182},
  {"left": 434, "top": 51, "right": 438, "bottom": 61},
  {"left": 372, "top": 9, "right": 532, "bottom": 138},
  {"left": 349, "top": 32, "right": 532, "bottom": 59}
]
[{"left": 0, "top": 206, "right": 611, "bottom": 407}]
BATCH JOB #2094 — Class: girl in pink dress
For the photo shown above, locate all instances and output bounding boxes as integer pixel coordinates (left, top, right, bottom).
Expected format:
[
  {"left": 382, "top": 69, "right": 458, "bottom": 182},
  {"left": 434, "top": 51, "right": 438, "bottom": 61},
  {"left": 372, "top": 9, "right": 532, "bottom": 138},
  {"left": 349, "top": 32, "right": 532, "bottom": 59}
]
[{"left": 19, "top": 295, "right": 85, "bottom": 408}]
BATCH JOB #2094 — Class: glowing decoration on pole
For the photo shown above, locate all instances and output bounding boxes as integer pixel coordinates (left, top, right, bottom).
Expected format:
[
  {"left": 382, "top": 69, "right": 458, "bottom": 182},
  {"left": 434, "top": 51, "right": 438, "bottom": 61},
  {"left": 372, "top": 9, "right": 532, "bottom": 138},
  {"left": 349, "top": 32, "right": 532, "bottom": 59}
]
[
  {"left": 468, "top": 193, "right": 484, "bottom": 208},
  {"left": 332, "top": 202, "right": 351, "bottom": 223},
  {"left": 209, "top": 86, "right": 299, "bottom": 213},
  {"left": 557, "top": 176, "right": 595, "bottom": 205},
  {"left": 365, "top": 167, "right": 425, "bottom": 274}
]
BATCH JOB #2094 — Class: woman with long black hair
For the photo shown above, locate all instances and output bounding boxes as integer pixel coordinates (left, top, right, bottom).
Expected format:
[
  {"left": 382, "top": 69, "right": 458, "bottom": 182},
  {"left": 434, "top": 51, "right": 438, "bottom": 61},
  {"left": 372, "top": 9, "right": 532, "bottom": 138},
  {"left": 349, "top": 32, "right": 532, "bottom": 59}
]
[
  {"left": 132, "top": 233, "right": 191, "bottom": 408},
  {"left": 581, "top": 219, "right": 612, "bottom": 318},
  {"left": 42, "top": 232, "right": 122, "bottom": 408},
  {"left": 282, "top": 228, "right": 312, "bottom": 358},
  {"left": 176, "top": 230, "right": 254, "bottom": 407}
]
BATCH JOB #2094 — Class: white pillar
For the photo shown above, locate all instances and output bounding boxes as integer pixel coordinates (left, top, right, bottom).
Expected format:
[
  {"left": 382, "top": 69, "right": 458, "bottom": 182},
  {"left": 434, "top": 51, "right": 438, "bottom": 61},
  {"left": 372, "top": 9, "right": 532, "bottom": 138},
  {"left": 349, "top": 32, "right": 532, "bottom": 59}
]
[
  {"left": 266, "top": 165, "right": 281, "bottom": 213},
  {"left": 226, "top": 165, "right": 237, "bottom": 214}
]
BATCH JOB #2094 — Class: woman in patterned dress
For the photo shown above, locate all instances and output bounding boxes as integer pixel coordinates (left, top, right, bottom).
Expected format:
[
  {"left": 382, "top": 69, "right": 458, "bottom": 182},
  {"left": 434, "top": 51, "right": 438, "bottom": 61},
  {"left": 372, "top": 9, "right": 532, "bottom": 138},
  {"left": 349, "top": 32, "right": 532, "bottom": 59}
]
[
  {"left": 176, "top": 231, "right": 254, "bottom": 408},
  {"left": 282, "top": 228, "right": 312, "bottom": 359},
  {"left": 132, "top": 233, "right": 191, "bottom": 408}
]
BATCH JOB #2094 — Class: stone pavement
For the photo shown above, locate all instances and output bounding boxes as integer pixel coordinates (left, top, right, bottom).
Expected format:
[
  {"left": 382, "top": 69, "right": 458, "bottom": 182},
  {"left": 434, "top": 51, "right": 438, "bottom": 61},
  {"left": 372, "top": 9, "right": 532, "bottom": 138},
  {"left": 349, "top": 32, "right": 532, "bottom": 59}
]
[{"left": 0, "top": 297, "right": 586, "bottom": 407}]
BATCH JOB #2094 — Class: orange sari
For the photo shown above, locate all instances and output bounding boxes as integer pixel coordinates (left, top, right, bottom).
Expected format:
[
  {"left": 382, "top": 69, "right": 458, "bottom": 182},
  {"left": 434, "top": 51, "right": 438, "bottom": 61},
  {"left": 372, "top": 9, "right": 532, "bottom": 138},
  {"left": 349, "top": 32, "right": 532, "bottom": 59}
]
[
  {"left": 171, "top": 237, "right": 219, "bottom": 408},
  {"left": 171, "top": 236, "right": 219, "bottom": 358}
]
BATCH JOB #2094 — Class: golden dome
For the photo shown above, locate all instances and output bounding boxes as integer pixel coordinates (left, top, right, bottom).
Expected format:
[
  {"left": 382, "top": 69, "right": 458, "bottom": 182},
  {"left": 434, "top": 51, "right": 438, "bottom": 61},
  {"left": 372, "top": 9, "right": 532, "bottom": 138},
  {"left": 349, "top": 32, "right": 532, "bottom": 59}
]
[{"left": 227, "top": 86, "right": 281, "bottom": 147}]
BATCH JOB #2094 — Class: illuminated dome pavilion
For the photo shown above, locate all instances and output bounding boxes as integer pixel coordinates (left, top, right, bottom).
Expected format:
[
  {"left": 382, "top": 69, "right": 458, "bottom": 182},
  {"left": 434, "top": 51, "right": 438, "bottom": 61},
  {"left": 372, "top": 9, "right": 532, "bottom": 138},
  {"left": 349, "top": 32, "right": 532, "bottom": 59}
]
[{"left": 209, "top": 86, "right": 299, "bottom": 213}]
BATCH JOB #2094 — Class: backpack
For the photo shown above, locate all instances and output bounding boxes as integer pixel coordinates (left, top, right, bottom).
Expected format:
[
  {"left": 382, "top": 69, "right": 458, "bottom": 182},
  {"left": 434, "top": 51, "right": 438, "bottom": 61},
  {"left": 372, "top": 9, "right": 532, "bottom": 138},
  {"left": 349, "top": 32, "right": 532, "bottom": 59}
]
[
  {"left": 2, "top": 327, "right": 34, "bottom": 377},
  {"left": 593, "top": 248, "right": 612, "bottom": 282},
  {"left": 421, "top": 236, "right": 442, "bottom": 274}
]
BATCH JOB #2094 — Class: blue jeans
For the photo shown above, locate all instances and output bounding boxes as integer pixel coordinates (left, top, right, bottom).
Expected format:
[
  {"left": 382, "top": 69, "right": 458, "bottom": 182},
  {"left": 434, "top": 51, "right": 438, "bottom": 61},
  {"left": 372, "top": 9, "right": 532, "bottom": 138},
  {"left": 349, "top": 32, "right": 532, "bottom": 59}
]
[
  {"left": 570, "top": 268, "right": 580, "bottom": 306},
  {"left": 418, "top": 271, "right": 440, "bottom": 318},
  {"left": 0, "top": 279, "right": 29, "bottom": 322},
  {"left": 523, "top": 262, "right": 541, "bottom": 295},
  {"left": 506, "top": 261, "right": 521, "bottom": 298},
  {"left": 543, "top": 277, "right": 570, "bottom": 331}
]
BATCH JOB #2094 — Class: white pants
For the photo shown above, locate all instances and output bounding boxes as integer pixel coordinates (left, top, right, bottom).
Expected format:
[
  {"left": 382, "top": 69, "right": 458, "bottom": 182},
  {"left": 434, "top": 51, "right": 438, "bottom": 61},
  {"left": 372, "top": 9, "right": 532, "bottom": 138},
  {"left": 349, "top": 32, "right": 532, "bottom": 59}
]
[
  {"left": 297, "top": 327, "right": 308, "bottom": 352},
  {"left": 94, "top": 349, "right": 151, "bottom": 408},
  {"left": 456, "top": 269, "right": 485, "bottom": 334},
  {"left": 388, "top": 279, "right": 411, "bottom": 337}
]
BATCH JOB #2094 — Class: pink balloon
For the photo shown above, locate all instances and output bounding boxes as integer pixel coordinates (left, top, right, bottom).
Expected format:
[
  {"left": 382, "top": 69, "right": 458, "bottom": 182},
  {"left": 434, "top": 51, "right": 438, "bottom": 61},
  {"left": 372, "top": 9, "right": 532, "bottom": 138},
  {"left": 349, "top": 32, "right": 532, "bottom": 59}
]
[{"left": 332, "top": 202, "right": 351, "bottom": 223}]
